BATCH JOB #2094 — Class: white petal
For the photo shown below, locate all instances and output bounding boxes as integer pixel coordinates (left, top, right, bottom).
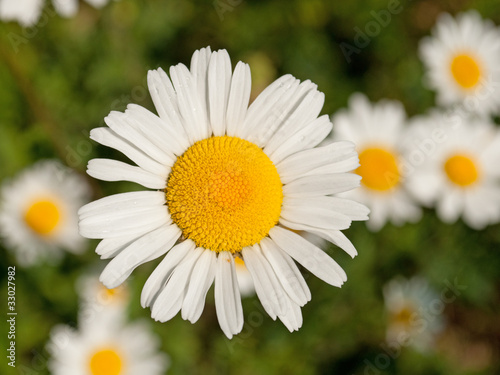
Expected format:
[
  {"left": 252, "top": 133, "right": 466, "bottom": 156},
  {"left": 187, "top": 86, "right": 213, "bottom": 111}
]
[
  {"left": 278, "top": 218, "right": 358, "bottom": 258},
  {"left": 259, "top": 84, "right": 324, "bottom": 148},
  {"left": 95, "top": 234, "right": 138, "bottom": 259},
  {"left": 437, "top": 189, "right": 462, "bottom": 224},
  {"left": 151, "top": 247, "right": 204, "bottom": 322},
  {"left": 247, "top": 80, "right": 316, "bottom": 147},
  {"left": 87, "top": 159, "right": 167, "bottom": 189},
  {"left": 100, "top": 224, "right": 182, "bottom": 288},
  {"left": 226, "top": 62, "right": 252, "bottom": 137},
  {"left": 78, "top": 191, "right": 165, "bottom": 217},
  {"left": 104, "top": 111, "right": 175, "bottom": 167},
  {"left": 79, "top": 205, "right": 169, "bottom": 239},
  {"left": 283, "top": 173, "right": 361, "bottom": 198},
  {"left": 141, "top": 240, "right": 196, "bottom": 308},
  {"left": 170, "top": 63, "right": 210, "bottom": 142},
  {"left": 147, "top": 68, "right": 186, "bottom": 135},
  {"left": 269, "top": 226, "right": 347, "bottom": 287},
  {"left": 283, "top": 196, "right": 369, "bottom": 221},
  {"left": 259, "top": 237, "right": 311, "bottom": 306},
  {"left": 280, "top": 202, "right": 352, "bottom": 230},
  {"left": 241, "top": 244, "right": 287, "bottom": 319},
  {"left": 125, "top": 104, "right": 190, "bottom": 156},
  {"left": 278, "top": 297, "right": 303, "bottom": 332},
  {"left": 90, "top": 127, "right": 166, "bottom": 176},
  {"left": 239, "top": 75, "right": 296, "bottom": 139},
  {"left": 53, "top": 0, "right": 78, "bottom": 17},
  {"left": 190, "top": 47, "right": 212, "bottom": 131},
  {"left": 276, "top": 141, "right": 357, "bottom": 184},
  {"left": 208, "top": 50, "right": 232, "bottom": 136},
  {"left": 266, "top": 115, "right": 333, "bottom": 164},
  {"left": 181, "top": 249, "right": 217, "bottom": 323},
  {"left": 214, "top": 251, "right": 244, "bottom": 339}
]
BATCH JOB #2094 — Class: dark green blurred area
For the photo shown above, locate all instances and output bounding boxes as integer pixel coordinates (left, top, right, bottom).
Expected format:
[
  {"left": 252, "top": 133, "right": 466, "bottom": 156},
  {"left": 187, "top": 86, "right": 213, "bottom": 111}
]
[{"left": 1, "top": 0, "right": 500, "bottom": 374}]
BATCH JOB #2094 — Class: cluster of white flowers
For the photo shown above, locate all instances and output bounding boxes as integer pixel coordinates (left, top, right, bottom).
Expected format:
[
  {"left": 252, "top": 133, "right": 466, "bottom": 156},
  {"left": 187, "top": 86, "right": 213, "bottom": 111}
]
[{"left": 330, "top": 10, "right": 500, "bottom": 231}]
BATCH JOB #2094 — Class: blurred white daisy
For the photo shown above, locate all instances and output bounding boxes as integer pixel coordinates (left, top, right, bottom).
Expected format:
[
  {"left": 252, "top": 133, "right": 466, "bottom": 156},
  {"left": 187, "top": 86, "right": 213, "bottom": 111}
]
[
  {"left": 78, "top": 274, "right": 130, "bottom": 323},
  {"left": 406, "top": 113, "right": 500, "bottom": 229},
  {"left": 331, "top": 93, "right": 421, "bottom": 231},
  {"left": 419, "top": 11, "right": 500, "bottom": 116},
  {"left": 383, "top": 276, "right": 444, "bottom": 352},
  {"left": 47, "top": 308, "right": 168, "bottom": 375},
  {"left": 0, "top": 0, "right": 115, "bottom": 27},
  {"left": 0, "top": 160, "right": 90, "bottom": 266},
  {"left": 79, "top": 47, "right": 369, "bottom": 338}
]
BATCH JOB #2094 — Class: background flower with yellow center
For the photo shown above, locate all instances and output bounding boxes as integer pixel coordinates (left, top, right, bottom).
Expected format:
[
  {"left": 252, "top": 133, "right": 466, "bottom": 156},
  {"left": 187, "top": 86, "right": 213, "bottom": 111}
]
[
  {"left": 330, "top": 93, "right": 421, "bottom": 231},
  {"left": 79, "top": 47, "right": 369, "bottom": 338},
  {"left": 47, "top": 304, "right": 169, "bottom": 375},
  {"left": 0, "top": 160, "right": 90, "bottom": 266},
  {"left": 419, "top": 11, "right": 500, "bottom": 117},
  {"left": 406, "top": 113, "right": 500, "bottom": 229},
  {"left": 77, "top": 274, "right": 130, "bottom": 323},
  {"left": 383, "top": 276, "right": 445, "bottom": 352}
]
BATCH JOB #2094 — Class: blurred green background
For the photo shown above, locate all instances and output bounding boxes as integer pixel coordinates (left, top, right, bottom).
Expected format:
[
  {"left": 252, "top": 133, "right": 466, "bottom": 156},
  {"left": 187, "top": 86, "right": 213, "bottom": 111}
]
[{"left": 1, "top": 0, "right": 500, "bottom": 374}]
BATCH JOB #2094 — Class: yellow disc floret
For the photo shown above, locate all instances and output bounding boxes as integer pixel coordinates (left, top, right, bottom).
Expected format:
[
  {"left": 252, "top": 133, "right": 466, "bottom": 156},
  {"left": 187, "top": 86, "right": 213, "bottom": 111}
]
[
  {"left": 24, "top": 199, "right": 61, "bottom": 236},
  {"left": 450, "top": 54, "right": 481, "bottom": 89},
  {"left": 166, "top": 136, "right": 283, "bottom": 253},
  {"left": 89, "top": 348, "right": 123, "bottom": 375},
  {"left": 357, "top": 147, "right": 400, "bottom": 191},
  {"left": 444, "top": 154, "right": 479, "bottom": 187}
]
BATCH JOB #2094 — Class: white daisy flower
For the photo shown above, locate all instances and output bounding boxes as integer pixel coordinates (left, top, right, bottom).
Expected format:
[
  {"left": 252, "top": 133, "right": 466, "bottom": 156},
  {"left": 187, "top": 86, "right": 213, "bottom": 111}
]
[
  {"left": 406, "top": 113, "right": 500, "bottom": 229},
  {"left": 79, "top": 47, "right": 369, "bottom": 338},
  {"left": 331, "top": 93, "right": 421, "bottom": 231},
  {"left": 0, "top": 0, "right": 115, "bottom": 27},
  {"left": 0, "top": 160, "right": 90, "bottom": 266},
  {"left": 47, "top": 309, "right": 168, "bottom": 375},
  {"left": 383, "top": 276, "right": 444, "bottom": 352},
  {"left": 419, "top": 11, "right": 500, "bottom": 116}
]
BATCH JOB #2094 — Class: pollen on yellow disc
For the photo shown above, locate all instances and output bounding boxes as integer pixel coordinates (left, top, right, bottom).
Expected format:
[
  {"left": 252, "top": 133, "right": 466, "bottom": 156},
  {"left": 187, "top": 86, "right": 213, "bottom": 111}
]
[
  {"left": 444, "top": 154, "right": 479, "bottom": 187},
  {"left": 89, "top": 348, "right": 123, "bottom": 375},
  {"left": 166, "top": 136, "right": 283, "bottom": 253},
  {"left": 24, "top": 200, "right": 61, "bottom": 236},
  {"left": 356, "top": 147, "right": 400, "bottom": 191},
  {"left": 450, "top": 54, "right": 481, "bottom": 89}
]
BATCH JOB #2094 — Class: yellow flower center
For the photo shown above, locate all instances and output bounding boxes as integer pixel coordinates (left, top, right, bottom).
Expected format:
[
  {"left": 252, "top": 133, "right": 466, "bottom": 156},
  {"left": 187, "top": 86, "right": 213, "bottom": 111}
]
[
  {"left": 24, "top": 200, "right": 61, "bottom": 236},
  {"left": 444, "top": 154, "right": 479, "bottom": 187},
  {"left": 450, "top": 54, "right": 481, "bottom": 89},
  {"left": 98, "top": 284, "right": 128, "bottom": 304},
  {"left": 166, "top": 136, "right": 283, "bottom": 253},
  {"left": 392, "top": 304, "right": 415, "bottom": 328},
  {"left": 89, "top": 348, "right": 123, "bottom": 375},
  {"left": 357, "top": 147, "right": 400, "bottom": 191}
]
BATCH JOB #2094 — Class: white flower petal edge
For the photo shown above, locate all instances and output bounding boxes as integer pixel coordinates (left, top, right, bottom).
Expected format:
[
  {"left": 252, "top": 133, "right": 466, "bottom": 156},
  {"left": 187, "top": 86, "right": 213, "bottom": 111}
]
[{"left": 80, "top": 47, "right": 368, "bottom": 338}]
